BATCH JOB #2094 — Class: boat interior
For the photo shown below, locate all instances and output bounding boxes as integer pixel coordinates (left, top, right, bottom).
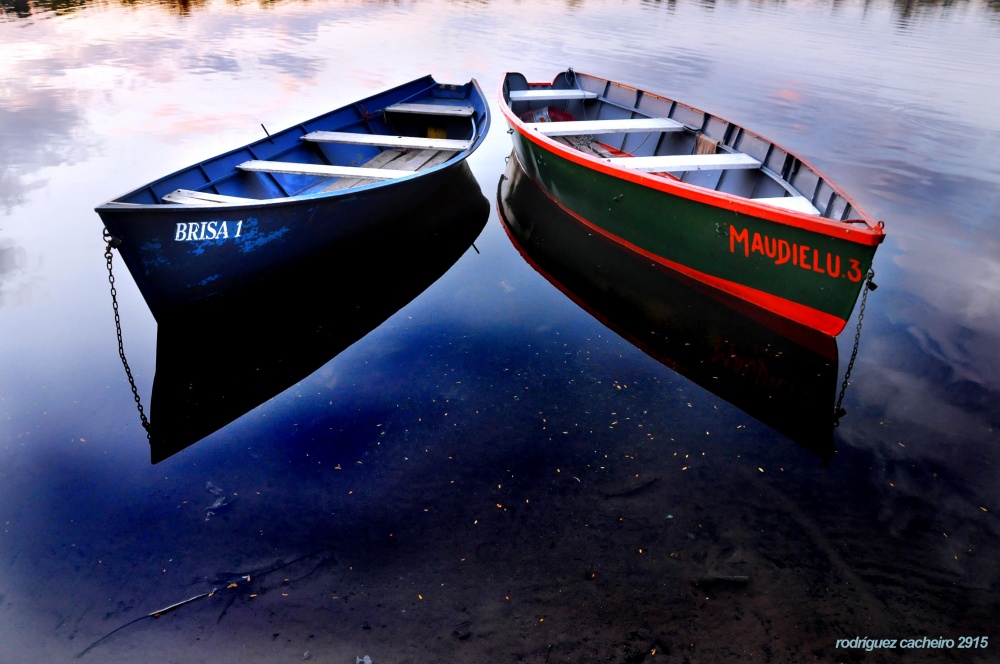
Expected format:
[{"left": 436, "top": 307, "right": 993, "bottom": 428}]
[
  {"left": 121, "top": 82, "right": 483, "bottom": 206},
  {"left": 504, "top": 71, "right": 862, "bottom": 221}
]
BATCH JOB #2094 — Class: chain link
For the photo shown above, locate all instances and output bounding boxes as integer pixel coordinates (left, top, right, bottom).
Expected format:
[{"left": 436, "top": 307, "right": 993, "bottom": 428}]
[
  {"left": 104, "top": 230, "right": 151, "bottom": 441},
  {"left": 834, "top": 269, "right": 876, "bottom": 426}
]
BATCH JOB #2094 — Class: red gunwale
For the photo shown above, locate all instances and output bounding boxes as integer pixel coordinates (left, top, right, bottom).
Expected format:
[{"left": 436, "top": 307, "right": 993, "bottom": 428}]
[
  {"left": 503, "top": 150, "right": 850, "bottom": 336},
  {"left": 497, "top": 189, "right": 839, "bottom": 359},
  {"left": 499, "top": 74, "right": 886, "bottom": 248}
]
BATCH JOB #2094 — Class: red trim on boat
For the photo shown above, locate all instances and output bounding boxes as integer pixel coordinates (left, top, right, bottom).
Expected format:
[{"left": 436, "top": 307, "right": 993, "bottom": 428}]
[
  {"left": 496, "top": 190, "right": 839, "bottom": 358},
  {"left": 500, "top": 76, "right": 885, "bottom": 248},
  {"left": 505, "top": 154, "right": 851, "bottom": 337}
]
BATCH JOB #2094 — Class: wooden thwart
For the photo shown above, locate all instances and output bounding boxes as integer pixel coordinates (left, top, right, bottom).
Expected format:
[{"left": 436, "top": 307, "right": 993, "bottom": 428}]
[
  {"left": 301, "top": 131, "right": 470, "bottom": 151},
  {"left": 385, "top": 102, "right": 475, "bottom": 117},
  {"left": 509, "top": 89, "right": 598, "bottom": 101},
  {"left": 606, "top": 153, "right": 761, "bottom": 172},
  {"left": 526, "top": 117, "right": 685, "bottom": 136},
  {"left": 754, "top": 195, "right": 820, "bottom": 215},
  {"left": 163, "top": 190, "right": 258, "bottom": 205},
  {"left": 237, "top": 160, "right": 413, "bottom": 179}
]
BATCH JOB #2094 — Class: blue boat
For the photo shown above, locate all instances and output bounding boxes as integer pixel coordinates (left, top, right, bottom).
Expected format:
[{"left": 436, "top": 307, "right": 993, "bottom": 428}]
[
  {"left": 95, "top": 75, "right": 490, "bottom": 320},
  {"left": 148, "top": 164, "right": 489, "bottom": 463}
]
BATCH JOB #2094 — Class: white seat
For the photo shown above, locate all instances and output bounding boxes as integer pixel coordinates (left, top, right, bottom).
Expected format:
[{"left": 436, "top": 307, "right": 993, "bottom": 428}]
[
  {"left": 526, "top": 117, "right": 685, "bottom": 136},
  {"left": 606, "top": 153, "right": 761, "bottom": 172},
  {"left": 754, "top": 195, "right": 820, "bottom": 215},
  {"left": 301, "top": 131, "right": 470, "bottom": 151},
  {"left": 237, "top": 160, "right": 413, "bottom": 179},
  {"left": 162, "top": 189, "right": 258, "bottom": 205},
  {"left": 509, "top": 89, "right": 598, "bottom": 101},
  {"left": 385, "top": 103, "right": 475, "bottom": 117}
]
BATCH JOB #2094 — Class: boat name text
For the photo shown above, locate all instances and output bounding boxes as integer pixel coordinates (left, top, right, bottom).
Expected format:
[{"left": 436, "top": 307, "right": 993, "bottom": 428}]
[
  {"left": 729, "top": 225, "right": 862, "bottom": 282},
  {"left": 174, "top": 220, "right": 244, "bottom": 242}
]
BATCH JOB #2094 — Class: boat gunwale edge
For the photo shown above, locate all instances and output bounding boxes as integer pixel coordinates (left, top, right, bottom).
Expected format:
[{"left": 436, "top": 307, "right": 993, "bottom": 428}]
[{"left": 499, "top": 72, "right": 885, "bottom": 249}]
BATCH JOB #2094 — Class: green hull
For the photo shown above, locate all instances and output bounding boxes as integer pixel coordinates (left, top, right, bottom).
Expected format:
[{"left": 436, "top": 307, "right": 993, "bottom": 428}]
[
  {"left": 509, "top": 133, "right": 878, "bottom": 336},
  {"left": 499, "top": 155, "right": 839, "bottom": 459}
]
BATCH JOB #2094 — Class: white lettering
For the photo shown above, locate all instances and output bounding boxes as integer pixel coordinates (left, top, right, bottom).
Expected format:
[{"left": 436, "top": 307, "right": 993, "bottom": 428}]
[{"left": 174, "top": 220, "right": 241, "bottom": 242}]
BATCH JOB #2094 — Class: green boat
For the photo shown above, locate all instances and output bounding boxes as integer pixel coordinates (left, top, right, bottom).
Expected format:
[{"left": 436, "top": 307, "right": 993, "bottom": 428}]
[
  {"left": 499, "top": 70, "right": 886, "bottom": 336},
  {"left": 498, "top": 156, "right": 839, "bottom": 461}
]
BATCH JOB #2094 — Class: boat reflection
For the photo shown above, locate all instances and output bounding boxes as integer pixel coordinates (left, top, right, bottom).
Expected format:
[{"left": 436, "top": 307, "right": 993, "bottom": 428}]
[
  {"left": 498, "top": 156, "right": 840, "bottom": 462},
  {"left": 147, "top": 163, "right": 489, "bottom": 463}
]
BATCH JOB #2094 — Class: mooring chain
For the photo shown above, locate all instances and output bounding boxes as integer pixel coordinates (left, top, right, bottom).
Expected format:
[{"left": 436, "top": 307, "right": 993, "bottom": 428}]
[
  {"left": 103, "top": 229, "right": 151, "bottom": 441},
  {"left": 834, "top": 268, "right": 877, "bottom": 426}
]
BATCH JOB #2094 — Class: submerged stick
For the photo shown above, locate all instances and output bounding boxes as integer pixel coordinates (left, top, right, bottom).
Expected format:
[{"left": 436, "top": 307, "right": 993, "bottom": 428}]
[
  {"left": 149, "top": 589, "right": 216, "bottom": 617},
  {"left": 76, "top": 549, "right": 335, "bottom": 659},
  {"left": 76, "top": 590, "right": 215, "bottom": 659}
]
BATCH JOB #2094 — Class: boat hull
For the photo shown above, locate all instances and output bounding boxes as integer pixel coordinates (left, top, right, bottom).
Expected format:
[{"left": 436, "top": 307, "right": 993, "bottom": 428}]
[
  {"left": 97, "top": 75, "right": 489, "bottom": 320},
  {"left": 148, "top": 163, "right": 489, "bottom": 463},
  {"left": 99, "top": 168, "right": 459, "bottom": 318},
  {"left": 498, "top": 157, "right": 839, "bottom": 459},
  {"left": 500, "top": 71, "right": 883, "bottom": 336}
]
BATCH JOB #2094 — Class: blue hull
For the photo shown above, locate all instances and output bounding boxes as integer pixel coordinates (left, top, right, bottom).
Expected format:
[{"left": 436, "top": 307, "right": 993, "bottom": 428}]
[
  {"left": 148, "top": 163, "right": 489, "bottom": 463},
  {"left": 96, "top": 75, "right": 489, "bottom": 319}
]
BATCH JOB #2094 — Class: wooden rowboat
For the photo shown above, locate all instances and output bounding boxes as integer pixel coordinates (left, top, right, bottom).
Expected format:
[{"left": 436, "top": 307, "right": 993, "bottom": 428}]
[
  {"left": 148, "top": 164, "right": 489, "bottom": 463},
  {"left": 96, "top": 75, "right": 489, "bottom": 320},
  {"left": 498, "top": 156, "right": 839, "bottom": 461},
  {"left": 499, "top": 70, "right": 885, "bottom": 336}
]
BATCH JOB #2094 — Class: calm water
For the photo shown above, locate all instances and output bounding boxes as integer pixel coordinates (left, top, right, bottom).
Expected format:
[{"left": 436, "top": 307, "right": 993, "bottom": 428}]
[{"left": 2, "top": 1, "right": 999, "bottom": 662}]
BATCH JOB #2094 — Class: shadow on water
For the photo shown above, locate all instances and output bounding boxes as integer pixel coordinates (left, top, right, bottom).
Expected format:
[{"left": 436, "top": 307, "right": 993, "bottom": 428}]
[
  {"left": 144, "top": 163, "right": 489, "bottom": 463},
  {"left": 497, "top": 154, "right": 841, "bottom": 463}
]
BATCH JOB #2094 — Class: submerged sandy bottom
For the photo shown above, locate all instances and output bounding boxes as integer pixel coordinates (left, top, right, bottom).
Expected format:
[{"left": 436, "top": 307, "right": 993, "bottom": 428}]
[{"left": 7, "top": 409, "right": 992, "bottom": 664}]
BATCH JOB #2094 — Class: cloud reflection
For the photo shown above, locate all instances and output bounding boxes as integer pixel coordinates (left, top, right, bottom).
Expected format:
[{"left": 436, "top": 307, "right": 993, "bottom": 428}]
[
  {"left": 0, "top": 98, "right": 88, "bottom": 213},
  {"left": 259, "top": 52, "right": 323, "bottom": 77},
  {"left": 187, "top": 52, "right": 242, "bottom": 74},
  {"left": 0, "top": 238, "right": 43, "bottom": 308},
  {"left": 891, "top": 242, "right": 1000, "bottom": 393}
]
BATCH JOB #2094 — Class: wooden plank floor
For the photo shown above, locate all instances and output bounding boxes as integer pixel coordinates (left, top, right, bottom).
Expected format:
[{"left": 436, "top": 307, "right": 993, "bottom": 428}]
[
  {"left": 553, "top": 135, "right": 617, "bottom": 158},
  {"left": 318, "top": 148, "right": 452, "bottom": 192}
]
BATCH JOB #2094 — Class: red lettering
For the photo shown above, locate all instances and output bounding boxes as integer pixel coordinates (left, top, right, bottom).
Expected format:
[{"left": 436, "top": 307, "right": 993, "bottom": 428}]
[
  {"left": 730, "top": 226, "right": 749, "bottom": 256},
  {"left": 812, "top": 249, "right": 825, "bottom": 274},
  {"left": 764, "top": 236, "right": 777, "bottom": 258},
  {"left": 729, "top": 227, "right": 855, "bottom": 283},
  {"left": 826, "top": 253, "right": 841, "bottom": 278},
  {"left": 776, "top": 240, "right": 791, "bottom": 265},
  {"left": 847, "top": 259, "right": 863, "bottom": 282}
]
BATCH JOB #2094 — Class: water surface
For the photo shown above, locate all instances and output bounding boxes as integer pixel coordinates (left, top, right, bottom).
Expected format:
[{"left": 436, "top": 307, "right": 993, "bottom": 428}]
[{"left": 1, "top": 1, "right": 998, "bottom": 662}]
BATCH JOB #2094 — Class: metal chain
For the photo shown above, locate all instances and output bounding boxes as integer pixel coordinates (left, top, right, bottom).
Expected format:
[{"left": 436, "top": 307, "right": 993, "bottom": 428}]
[
  {"left": 834, "top": 268, "right": 876, "bottom": 426},
  {"left": 103, "top": 229, "right": 151, "bottom": 440}
]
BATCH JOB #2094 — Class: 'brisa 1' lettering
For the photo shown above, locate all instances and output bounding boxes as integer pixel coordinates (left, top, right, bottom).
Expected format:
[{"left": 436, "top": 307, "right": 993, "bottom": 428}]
[
  {"left": 174, "top": 220, "right": 243, "bottom": 242},
  {"left": 729, "top": 225, "right": 862, "bottom": 282}
]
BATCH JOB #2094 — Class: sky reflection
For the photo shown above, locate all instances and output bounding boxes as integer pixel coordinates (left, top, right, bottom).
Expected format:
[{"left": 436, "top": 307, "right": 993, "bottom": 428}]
[
  {"left": 0, "top": 240, "right": 31, "bottom": 306},
  {"left": 1, "top": 1, "right": 998, "bottom": 660}
]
